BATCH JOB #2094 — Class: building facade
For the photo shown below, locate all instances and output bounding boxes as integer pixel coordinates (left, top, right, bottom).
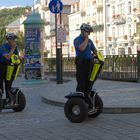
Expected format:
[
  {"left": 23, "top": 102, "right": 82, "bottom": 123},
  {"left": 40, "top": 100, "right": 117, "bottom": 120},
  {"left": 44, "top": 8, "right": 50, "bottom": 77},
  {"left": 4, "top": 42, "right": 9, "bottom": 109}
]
[
  {"left": 32, "top": 0, "right": 140, "bottom": 57},
  {"left": 105, "top": 0, "right": 137, "bottom": 55}
]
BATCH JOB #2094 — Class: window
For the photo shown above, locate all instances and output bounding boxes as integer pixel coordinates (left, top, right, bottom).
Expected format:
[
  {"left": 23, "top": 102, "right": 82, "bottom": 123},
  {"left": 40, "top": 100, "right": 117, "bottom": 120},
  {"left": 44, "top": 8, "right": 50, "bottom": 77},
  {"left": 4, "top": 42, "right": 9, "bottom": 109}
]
[
  {"left": 112, "top": 6, "right": 115, "bottom": 15},
  {"left": 117, "top": 26, "right": 119, "bottom": 38},
  {"left": 138, "top": 0, "right": 140, "bottom": 9},
  {"left": 128, "top": 1, "right": 131, "bottom": 14},
  {"left": 77, "top": 3, "right": 79, "bottom": 11},
  {"left": 112, "top": 27, "right": 115, "bottom": 38},
  {"left": 118, "top": 48, "right": 125, "bottom": 55},
  {"left": 87, "top": 0, "right": 90, "bottom": 6},
  {"left": 128, "top": 24, "right": 131, "bottom": 37},
  {"left": 128, "top": 47, "right": 132, "bottom": 54}
]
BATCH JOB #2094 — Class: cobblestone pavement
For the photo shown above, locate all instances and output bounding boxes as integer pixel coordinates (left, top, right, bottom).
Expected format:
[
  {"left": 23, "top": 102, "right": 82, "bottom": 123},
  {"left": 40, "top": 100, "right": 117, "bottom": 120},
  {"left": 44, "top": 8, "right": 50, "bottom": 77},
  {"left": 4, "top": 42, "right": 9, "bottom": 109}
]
[{"left": 0, "top": 80, "right": 140, "bottom": 140}]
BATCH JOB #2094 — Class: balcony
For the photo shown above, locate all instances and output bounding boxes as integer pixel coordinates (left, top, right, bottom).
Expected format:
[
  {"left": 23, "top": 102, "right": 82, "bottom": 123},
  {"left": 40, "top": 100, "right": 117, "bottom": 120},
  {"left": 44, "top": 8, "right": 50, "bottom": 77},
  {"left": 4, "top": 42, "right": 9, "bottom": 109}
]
[
  {"left": 97, "top": 4, "right": 103, "bottom": 12},
  {"left": 112, "top": 15, "right": 126, "bottom": 25},
  {"left": 80, "top": 10, "right": 86, "bottom": 17},
  {"left": 123, "top": 35, "right": 128, "bottom": 40},
  {"left": 107, "top": 37, "right": 112, "bottom": 41},
  {"left": 115, "top": 17, "right": 126, "bottom": 25}
]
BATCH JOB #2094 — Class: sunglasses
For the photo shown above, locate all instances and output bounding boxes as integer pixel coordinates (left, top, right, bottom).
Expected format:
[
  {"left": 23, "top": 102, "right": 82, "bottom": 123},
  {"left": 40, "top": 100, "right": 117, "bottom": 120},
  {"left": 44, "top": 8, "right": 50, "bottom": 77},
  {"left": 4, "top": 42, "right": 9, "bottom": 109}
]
[{"left": 8, "top": 38, "right": 17, "bottom": 41}]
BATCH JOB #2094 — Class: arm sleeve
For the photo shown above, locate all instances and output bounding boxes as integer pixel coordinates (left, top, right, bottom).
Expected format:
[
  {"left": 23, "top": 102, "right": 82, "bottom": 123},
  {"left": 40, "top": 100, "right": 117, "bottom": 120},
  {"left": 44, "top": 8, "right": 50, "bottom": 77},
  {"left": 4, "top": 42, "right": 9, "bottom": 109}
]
[
  {"left": 0, "top": 45, "right": 8, "bottom": 55},
  {"left": 73, "top": 38, "right": 81, "bottom": 51}
]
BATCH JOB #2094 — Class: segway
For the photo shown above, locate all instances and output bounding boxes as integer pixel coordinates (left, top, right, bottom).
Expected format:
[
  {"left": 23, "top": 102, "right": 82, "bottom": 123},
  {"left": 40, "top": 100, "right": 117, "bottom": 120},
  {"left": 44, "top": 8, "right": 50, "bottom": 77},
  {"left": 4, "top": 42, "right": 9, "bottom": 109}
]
[
  {"left": 64, "top": 51, "right": 104, "bottom": 123},
  {"left": 0, "top": 54, "right": 26, "bottom": 112}
]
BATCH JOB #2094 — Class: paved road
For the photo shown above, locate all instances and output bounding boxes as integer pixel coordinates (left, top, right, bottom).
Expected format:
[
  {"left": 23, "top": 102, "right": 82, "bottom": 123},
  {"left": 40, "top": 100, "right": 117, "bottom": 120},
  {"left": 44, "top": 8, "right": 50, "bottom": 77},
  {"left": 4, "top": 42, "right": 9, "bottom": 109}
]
[
  {"left": 41, "top": 77, "right": 140, "bottom": 113},
  {"left": 0, "top": 79, "right": 140, "bottom": 140}
]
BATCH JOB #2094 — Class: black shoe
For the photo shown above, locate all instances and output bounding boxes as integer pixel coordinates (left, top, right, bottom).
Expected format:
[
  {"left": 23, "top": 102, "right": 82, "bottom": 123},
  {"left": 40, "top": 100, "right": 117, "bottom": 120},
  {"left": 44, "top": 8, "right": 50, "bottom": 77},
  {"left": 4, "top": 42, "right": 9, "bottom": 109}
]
[
  {"left": 0, "top": 90, "right": 3, "bottom": 98},
  {"left": 88, "top": 108, "right": 96, "bottom": 115},
  {"left": 6, "top": 98, "right": 14, "bottom": 106}
]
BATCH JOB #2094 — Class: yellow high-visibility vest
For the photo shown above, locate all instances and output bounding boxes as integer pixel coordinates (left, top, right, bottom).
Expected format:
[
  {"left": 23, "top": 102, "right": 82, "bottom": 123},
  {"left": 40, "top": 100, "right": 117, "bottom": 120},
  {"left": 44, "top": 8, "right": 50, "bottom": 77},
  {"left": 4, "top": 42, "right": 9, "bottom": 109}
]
[{"left": 6, "top": 54, "right": 21, "bottom": 81}]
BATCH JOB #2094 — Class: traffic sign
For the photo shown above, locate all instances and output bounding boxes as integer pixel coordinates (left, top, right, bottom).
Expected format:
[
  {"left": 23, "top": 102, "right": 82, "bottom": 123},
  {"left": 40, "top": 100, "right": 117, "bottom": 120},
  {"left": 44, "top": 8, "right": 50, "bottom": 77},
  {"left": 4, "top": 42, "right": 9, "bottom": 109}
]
[
  {"left": 49, "top": 0, "right": 63, "bottom": 14},
  {"left": 57, "top": 27, "right": 66, "bottom": 43}
]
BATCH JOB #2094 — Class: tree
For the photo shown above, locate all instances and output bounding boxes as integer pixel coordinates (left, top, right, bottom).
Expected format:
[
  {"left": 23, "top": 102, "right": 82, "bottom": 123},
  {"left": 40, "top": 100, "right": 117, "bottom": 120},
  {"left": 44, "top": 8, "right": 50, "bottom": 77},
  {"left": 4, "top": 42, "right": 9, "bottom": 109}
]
[
  {"left": 16, "top": 31, "right": 25, "bottom": 55},
  {"left": 0, "top": 7, "right": 31, "bottom": 47},
  {"left": 0, "top": 28, "right": 6, "bottom": 46}
]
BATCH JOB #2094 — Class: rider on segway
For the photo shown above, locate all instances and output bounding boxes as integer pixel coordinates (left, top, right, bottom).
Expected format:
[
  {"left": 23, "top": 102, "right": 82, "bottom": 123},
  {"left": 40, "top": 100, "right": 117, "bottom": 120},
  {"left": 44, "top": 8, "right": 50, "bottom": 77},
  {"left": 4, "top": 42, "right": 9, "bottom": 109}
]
[
  {"left": 73, "top": 23, "right": 97, "bottom": 111},
  {"left": 0, "top": 32, "right": 21, "bottom": 106}
]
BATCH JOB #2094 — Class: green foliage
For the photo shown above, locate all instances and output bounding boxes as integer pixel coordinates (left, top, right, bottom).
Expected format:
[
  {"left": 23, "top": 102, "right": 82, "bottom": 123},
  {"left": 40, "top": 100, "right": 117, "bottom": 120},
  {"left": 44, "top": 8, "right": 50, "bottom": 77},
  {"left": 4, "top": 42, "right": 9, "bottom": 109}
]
[
  {"left": 0, "top": 7, "right": 30, "bottom": 47},
  {"left": 0, "top": 28, "right": 6, "bottom": 45},
  {"left": 16, "top": 31, "right": 25, "bottom": 53},
  {"left": 0, "top": 7, "right": 30, "bottom": 27}
]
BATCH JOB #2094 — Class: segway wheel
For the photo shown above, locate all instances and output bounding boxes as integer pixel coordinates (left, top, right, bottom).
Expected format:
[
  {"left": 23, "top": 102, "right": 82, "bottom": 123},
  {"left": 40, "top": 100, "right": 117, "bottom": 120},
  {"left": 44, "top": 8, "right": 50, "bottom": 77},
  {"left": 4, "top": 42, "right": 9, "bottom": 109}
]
[
  {"left": 88, "top": 95, "right": 103, "bottom": 118},
  {"left": 13, "top": 91, "right": 26, "bottom": 112},
  {"left": 64, "top": 98, "right": 88, "bottom": 123}
]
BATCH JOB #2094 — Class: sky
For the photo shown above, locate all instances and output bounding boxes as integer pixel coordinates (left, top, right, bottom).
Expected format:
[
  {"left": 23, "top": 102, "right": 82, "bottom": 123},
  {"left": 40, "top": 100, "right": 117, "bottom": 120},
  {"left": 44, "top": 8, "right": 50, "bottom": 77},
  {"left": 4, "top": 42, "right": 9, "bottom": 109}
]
[{"left": 0, "top": 0, "right": 34, "bottom": 7}]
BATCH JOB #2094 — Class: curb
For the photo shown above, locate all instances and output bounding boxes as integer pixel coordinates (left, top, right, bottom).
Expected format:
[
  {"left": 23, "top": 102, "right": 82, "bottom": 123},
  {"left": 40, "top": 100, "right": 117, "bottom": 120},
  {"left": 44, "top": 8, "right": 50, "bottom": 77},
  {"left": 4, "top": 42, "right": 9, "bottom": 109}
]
[{"left": 41, "top": 96, "right": 140, "bottom": 114}]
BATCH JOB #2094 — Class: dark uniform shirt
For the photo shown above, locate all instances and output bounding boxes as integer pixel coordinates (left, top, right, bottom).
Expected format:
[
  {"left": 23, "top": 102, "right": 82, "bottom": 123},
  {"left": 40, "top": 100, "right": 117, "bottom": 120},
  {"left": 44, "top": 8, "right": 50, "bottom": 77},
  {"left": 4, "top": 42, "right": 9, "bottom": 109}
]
[
  {"left": 73, "top": 34, "right": 96, "bottom": 60},
  {"left": 0, "top": 43, "right": 18, "bottom": 64}
]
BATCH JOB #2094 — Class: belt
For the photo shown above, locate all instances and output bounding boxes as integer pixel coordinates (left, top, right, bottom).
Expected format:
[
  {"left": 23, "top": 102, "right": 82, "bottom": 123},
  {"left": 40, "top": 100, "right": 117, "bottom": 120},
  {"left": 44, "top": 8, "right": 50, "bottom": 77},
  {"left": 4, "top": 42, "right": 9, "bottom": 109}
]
[
  {"left": 75, "top": 57, "right": 92, "bottom": 65},
  {"left": 76, "top": 57, "right": 91, "bottom": 62}
]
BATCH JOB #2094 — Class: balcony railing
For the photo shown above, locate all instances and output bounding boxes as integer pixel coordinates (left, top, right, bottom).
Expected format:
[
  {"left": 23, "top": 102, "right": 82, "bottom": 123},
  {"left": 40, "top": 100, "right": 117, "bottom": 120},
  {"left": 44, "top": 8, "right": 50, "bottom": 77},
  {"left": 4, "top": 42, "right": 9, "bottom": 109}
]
[{"left": 112, "top": 15, "right": 126, "bottom": 25}]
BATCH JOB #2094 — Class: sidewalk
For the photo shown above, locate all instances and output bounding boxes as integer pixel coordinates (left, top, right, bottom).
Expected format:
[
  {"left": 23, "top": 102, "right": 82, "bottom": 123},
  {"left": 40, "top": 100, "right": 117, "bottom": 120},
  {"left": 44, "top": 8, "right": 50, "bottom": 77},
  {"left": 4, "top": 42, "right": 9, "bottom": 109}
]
[{"left": 41, "top": 77, "right": 140, "bottom": 114}]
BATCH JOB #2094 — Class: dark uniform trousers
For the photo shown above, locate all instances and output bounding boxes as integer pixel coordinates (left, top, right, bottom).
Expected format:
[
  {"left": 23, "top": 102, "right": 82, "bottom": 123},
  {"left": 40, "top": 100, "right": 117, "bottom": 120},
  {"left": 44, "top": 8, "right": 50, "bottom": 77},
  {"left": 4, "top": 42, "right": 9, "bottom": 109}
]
[
  {"left": 0, "top": 63, "right": 12, "bottom": 98},
  {"left": 75, "top": 56, "right": 93, "bottom": 93}
]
